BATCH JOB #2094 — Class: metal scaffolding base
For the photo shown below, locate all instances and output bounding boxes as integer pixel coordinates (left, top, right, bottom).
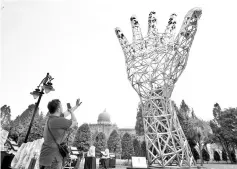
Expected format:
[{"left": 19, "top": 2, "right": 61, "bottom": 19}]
[{"left": 143, "top": 99, "right": 195, "bottom": 167}]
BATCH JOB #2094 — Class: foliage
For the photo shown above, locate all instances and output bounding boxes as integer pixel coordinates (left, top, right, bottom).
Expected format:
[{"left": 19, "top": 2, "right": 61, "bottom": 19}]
[
  {"left": 0, "top": 105, "right": 11, "bottom": 131},
  {"left": 140, "top": 141, "right": 147, "bottom": 158},
  {"left": 193, "top": 120, "right": 212, "bottom": 165},
  {"left": 230, "top": 151, "right": 236, "bottom": 163},
  {"left": 121, "top": 132, "right": 134, "bottom": 160},
  {"left": 91, "top": 130, "right": 99, "bottom": 144},
  {"left": 192, "top": 148, "right": 200, "bottom": 162},
  {"left": 107, "top": 130, "right": 121, "bottom": 154},
  {"left": 8, "top": 104, "right": 44, "bottom": 146},
  {"left": 214, "top": 151, "right": 220, "bottom": 162},
  {"left": 68, "top": 126, "right": 78, "bottom": 146},
  {"left": 73, "top": 123, "right": 91, "bottom": 153},
  {"left": 133, "top": 138, "right": 141, "bottom": 156},
  {"left": 176, "top": 101, "right": 194, "bottom": 143},
  {"left": 135, "top": 104, "right": 144, "bottom": 136},
  {"left": 202, "top": 149, "right": 210, "bottom": 162},
  {"left": 94, "top": 132, "right": 107, "bottom": 152},
  {"left": 222, "top": 149, "right": 228, "bottom": 162},
  {"left": 210, "top": 103, "right": 237, "bottom": 163},
  {"left": 17, "top": 111, "right": 44, "bottom": 146},
  {"left": 176, "top": 100, "right": 213, "bottom": 166}
]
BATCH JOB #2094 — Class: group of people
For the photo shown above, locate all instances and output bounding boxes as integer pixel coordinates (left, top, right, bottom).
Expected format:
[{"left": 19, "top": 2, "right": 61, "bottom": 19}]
[
  {"left": 87, "top": 145, "right": 109, "bottom": 158},
  {"left": 39, "top": 98, "right": 111, "bottom": 169},
  {"left": 86, "top": 145, "right": 110, "bottom": 169}
]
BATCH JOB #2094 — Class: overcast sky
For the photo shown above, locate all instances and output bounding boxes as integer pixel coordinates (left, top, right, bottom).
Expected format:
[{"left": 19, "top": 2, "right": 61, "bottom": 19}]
[{"left": 1, "top": 0, "right": 237, "bottom": 128}]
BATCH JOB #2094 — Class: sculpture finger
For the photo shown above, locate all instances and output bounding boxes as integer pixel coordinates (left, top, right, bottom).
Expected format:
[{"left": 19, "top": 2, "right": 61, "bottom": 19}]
[
  {"left": 165, "top": 13, "right": 177, "bottom": 35},
  {"left": 130, "top": 15, "right": 143, "bottom": 42},
  {"left": 115, "top": 27, "right": 131, "bottom": 60},
  {"left": 174, "top": 8, "right": 202, "bottom": 54},
  {"left": 176, "top": 7, "right": 202, "bottom": 40},
  {"left": 148, "top": 11, "right": 158, "bottom": 36},
  {"left": 115, "top": 27, "right": 130, "bottom": 49},
  {"left": 172, "top": 8, "right": 202, "bottom": 81}
]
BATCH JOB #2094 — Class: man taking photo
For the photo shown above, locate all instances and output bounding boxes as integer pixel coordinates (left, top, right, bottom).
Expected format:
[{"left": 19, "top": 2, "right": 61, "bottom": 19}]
[{"left": 39, "top": 98, "right": 82, "bottom": 169}]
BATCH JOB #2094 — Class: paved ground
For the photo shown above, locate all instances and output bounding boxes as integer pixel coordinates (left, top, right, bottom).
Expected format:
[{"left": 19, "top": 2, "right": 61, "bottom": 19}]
[
  {"left": 197, "top": 164, "right": 237, "bottom": 169},
  {"left": 110, "top": 164, "right": 237, "bottom": 169},
  {"left": 79, "top": 160, "right": 236, "bottom": 169}
]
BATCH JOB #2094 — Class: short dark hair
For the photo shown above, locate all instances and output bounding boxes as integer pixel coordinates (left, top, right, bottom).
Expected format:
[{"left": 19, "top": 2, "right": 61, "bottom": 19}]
[{"left": 47, "top": 99, "right": 61, "bottom": 114}]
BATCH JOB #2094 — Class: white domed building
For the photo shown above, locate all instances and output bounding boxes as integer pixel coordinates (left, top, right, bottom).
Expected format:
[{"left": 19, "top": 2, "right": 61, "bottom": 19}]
[
  {"left": 89, "top": 109, "right": 135, "bottom": 140},
  {"left": 97, "top": 110, "right": 112, "bottom": 125}
]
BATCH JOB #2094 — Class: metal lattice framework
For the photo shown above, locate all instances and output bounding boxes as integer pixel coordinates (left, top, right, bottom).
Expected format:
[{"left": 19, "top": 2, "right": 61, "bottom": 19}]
[{"left": 115, "top": 8, "right": 202, "bottom": 167}]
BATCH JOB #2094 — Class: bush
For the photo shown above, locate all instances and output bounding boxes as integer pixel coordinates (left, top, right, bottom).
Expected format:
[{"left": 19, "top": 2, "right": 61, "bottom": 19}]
[
  {"left": 140, "top": 141, "right": 147, "bottom": 158},
  {"left": 192, "top": 148, "right": 199, "bottom": 162},
  {"left": 230, "top": 151, "right": 237, "bottom": 163},
  {"left": 94, "top": 132, "right": 107, "bottom": 152},
  {"left": 107, "top": 130, "right": 121, "bottom": 154},
  {"left": 213, "top": 151, "right": 220, "bottom": 162},
  {"left": 121, "top": 133, "right": 134, "bottom": 160},
  {"left": 73, "top": 123, "right": 91, "bottom": 153},
  {"left": 133, "top": 138, "right": 141, "bottom": 156},
  {"left": 222, "top": 149, "right": 228, "bottom": 162},
  {"left": 202, "top": 149, "right": 210, "bottom": 163}
]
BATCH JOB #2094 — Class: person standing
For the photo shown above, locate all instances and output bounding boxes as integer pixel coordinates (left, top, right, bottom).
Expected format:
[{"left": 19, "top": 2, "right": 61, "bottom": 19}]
[{"left": 39, "top": 98, "right": 82, "bottom": 169}]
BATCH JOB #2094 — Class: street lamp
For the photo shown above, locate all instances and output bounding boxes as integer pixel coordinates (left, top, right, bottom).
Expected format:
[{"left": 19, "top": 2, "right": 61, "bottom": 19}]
[{"left": 24, "top": 73, "right": 55, "bottom": 143}]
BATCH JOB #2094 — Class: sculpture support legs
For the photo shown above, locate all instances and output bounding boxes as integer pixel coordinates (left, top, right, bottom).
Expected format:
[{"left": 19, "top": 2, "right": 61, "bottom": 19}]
[{"left": 141, "top": 98, "right": 195, "bottom": 167}]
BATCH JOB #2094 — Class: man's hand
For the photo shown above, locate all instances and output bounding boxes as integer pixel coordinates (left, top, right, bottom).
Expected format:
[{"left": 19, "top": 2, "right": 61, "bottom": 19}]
[
  {"left": 63, "top": 98, "right": 82, "bottom": 117},
  {"left": 76, "top": 98, "right": 82, "bottom": 107}
]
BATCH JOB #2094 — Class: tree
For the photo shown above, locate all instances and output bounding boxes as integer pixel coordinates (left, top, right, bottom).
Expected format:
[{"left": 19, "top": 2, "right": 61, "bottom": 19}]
[
  {"left": 8, "top": 120, "right": 18, "bottom": 142},
  {"left": 121, "top": 132, "right": 134, "bottom": 160},
  {"left": 230, "top": 151, "right": 236, "bottom": 163},
  {"left": 73, "top": 123, "right": 91, "bottom": 152},
  {"left": 202, "top": 149, "right": 210, "bottom": 163},
  {"left": 177, "top": 99, "right": 190, "bottom": 136},
  {"left": 192, "top": 148, "right": 200, "bottom": 162},
  {"left": 68, "top": 126, "right": 78, "bottom": 146},
  {"left": 135, "top": 104, "right": 144, "bottom": 136},
  {"left": 176, "top": 101, "right": 195, "bottom": 144},
  {"left": 192, "top": 120, "right": 212, "bottom": 166},
  {"left": 222, "top": 149, "right": 228, "bottom": 162},
  {"left": 17, "top": 112, "right": 44, "bottom": 146},
  {"left": 180, "top": 100, "right": 190, "bottom": 113},
  {"left": 8, "top": 115, "right": 22, "bottom": 142},
  {"left": 73, "top": 123, "right": 91, "bottom": 169},
  {"left": 133, "top": 138, "right": 141, "bottom": 156},
  {"left": 140, "top": 141, "right": 147, "bottom": 158},
  {"left": 107, "top": 130, "right": 121, "bottom": 155},
  {"left": 214, "top": 151, "right": 220, "bottom": 162},
  {"left": 8, "top": 104, "right": 41, "bottom": 145},
  {"left": 210, "top": 103, "right": 237, "bottom": 163},
  {"left": 94, "top": 132, "right": 107, "bottom": 152},
  {"left": 91, "top": 130, "right": 99, "bottom": 144},
  {"left": 1, "top": 105, "right": 11, "bottom": 131}
]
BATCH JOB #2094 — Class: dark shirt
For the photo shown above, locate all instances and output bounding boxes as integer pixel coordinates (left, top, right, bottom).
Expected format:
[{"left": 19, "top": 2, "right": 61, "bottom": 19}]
[{"left": 39, "top": 115, "right": 72, "bottom": 166}]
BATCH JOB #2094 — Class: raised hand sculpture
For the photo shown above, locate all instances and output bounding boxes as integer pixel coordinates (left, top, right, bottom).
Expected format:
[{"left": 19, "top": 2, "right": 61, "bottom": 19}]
[{"left": 115, "top": 8, "right": 202, "bottom": 167}]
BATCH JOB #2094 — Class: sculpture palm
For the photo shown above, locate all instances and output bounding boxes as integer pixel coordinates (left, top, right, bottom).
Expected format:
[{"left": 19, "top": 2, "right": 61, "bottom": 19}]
[{"left": 115, "top": 8, "right": 202, "bottom": 167}]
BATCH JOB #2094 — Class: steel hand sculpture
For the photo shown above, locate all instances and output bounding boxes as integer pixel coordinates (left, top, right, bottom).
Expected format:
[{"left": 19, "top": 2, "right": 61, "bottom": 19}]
[{"left": 115, "top": 8, "right": 202, "bottom": 167}]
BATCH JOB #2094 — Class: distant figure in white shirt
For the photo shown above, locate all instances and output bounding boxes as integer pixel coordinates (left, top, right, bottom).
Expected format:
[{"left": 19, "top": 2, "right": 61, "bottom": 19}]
[
  {"left": 101, "top": 148, "right": 110, "bottom": 169},
  {"left": 87, "top": 145, "right": 95, "bottom": 157},
  {"left": 104, "top": 148, "right": 109, "bottom": 158}
]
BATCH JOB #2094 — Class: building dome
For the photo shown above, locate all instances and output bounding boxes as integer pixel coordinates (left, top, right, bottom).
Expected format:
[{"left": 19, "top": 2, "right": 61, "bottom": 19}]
[{"left": 97, "top": 109, "right": 111, "bottom": 124}]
